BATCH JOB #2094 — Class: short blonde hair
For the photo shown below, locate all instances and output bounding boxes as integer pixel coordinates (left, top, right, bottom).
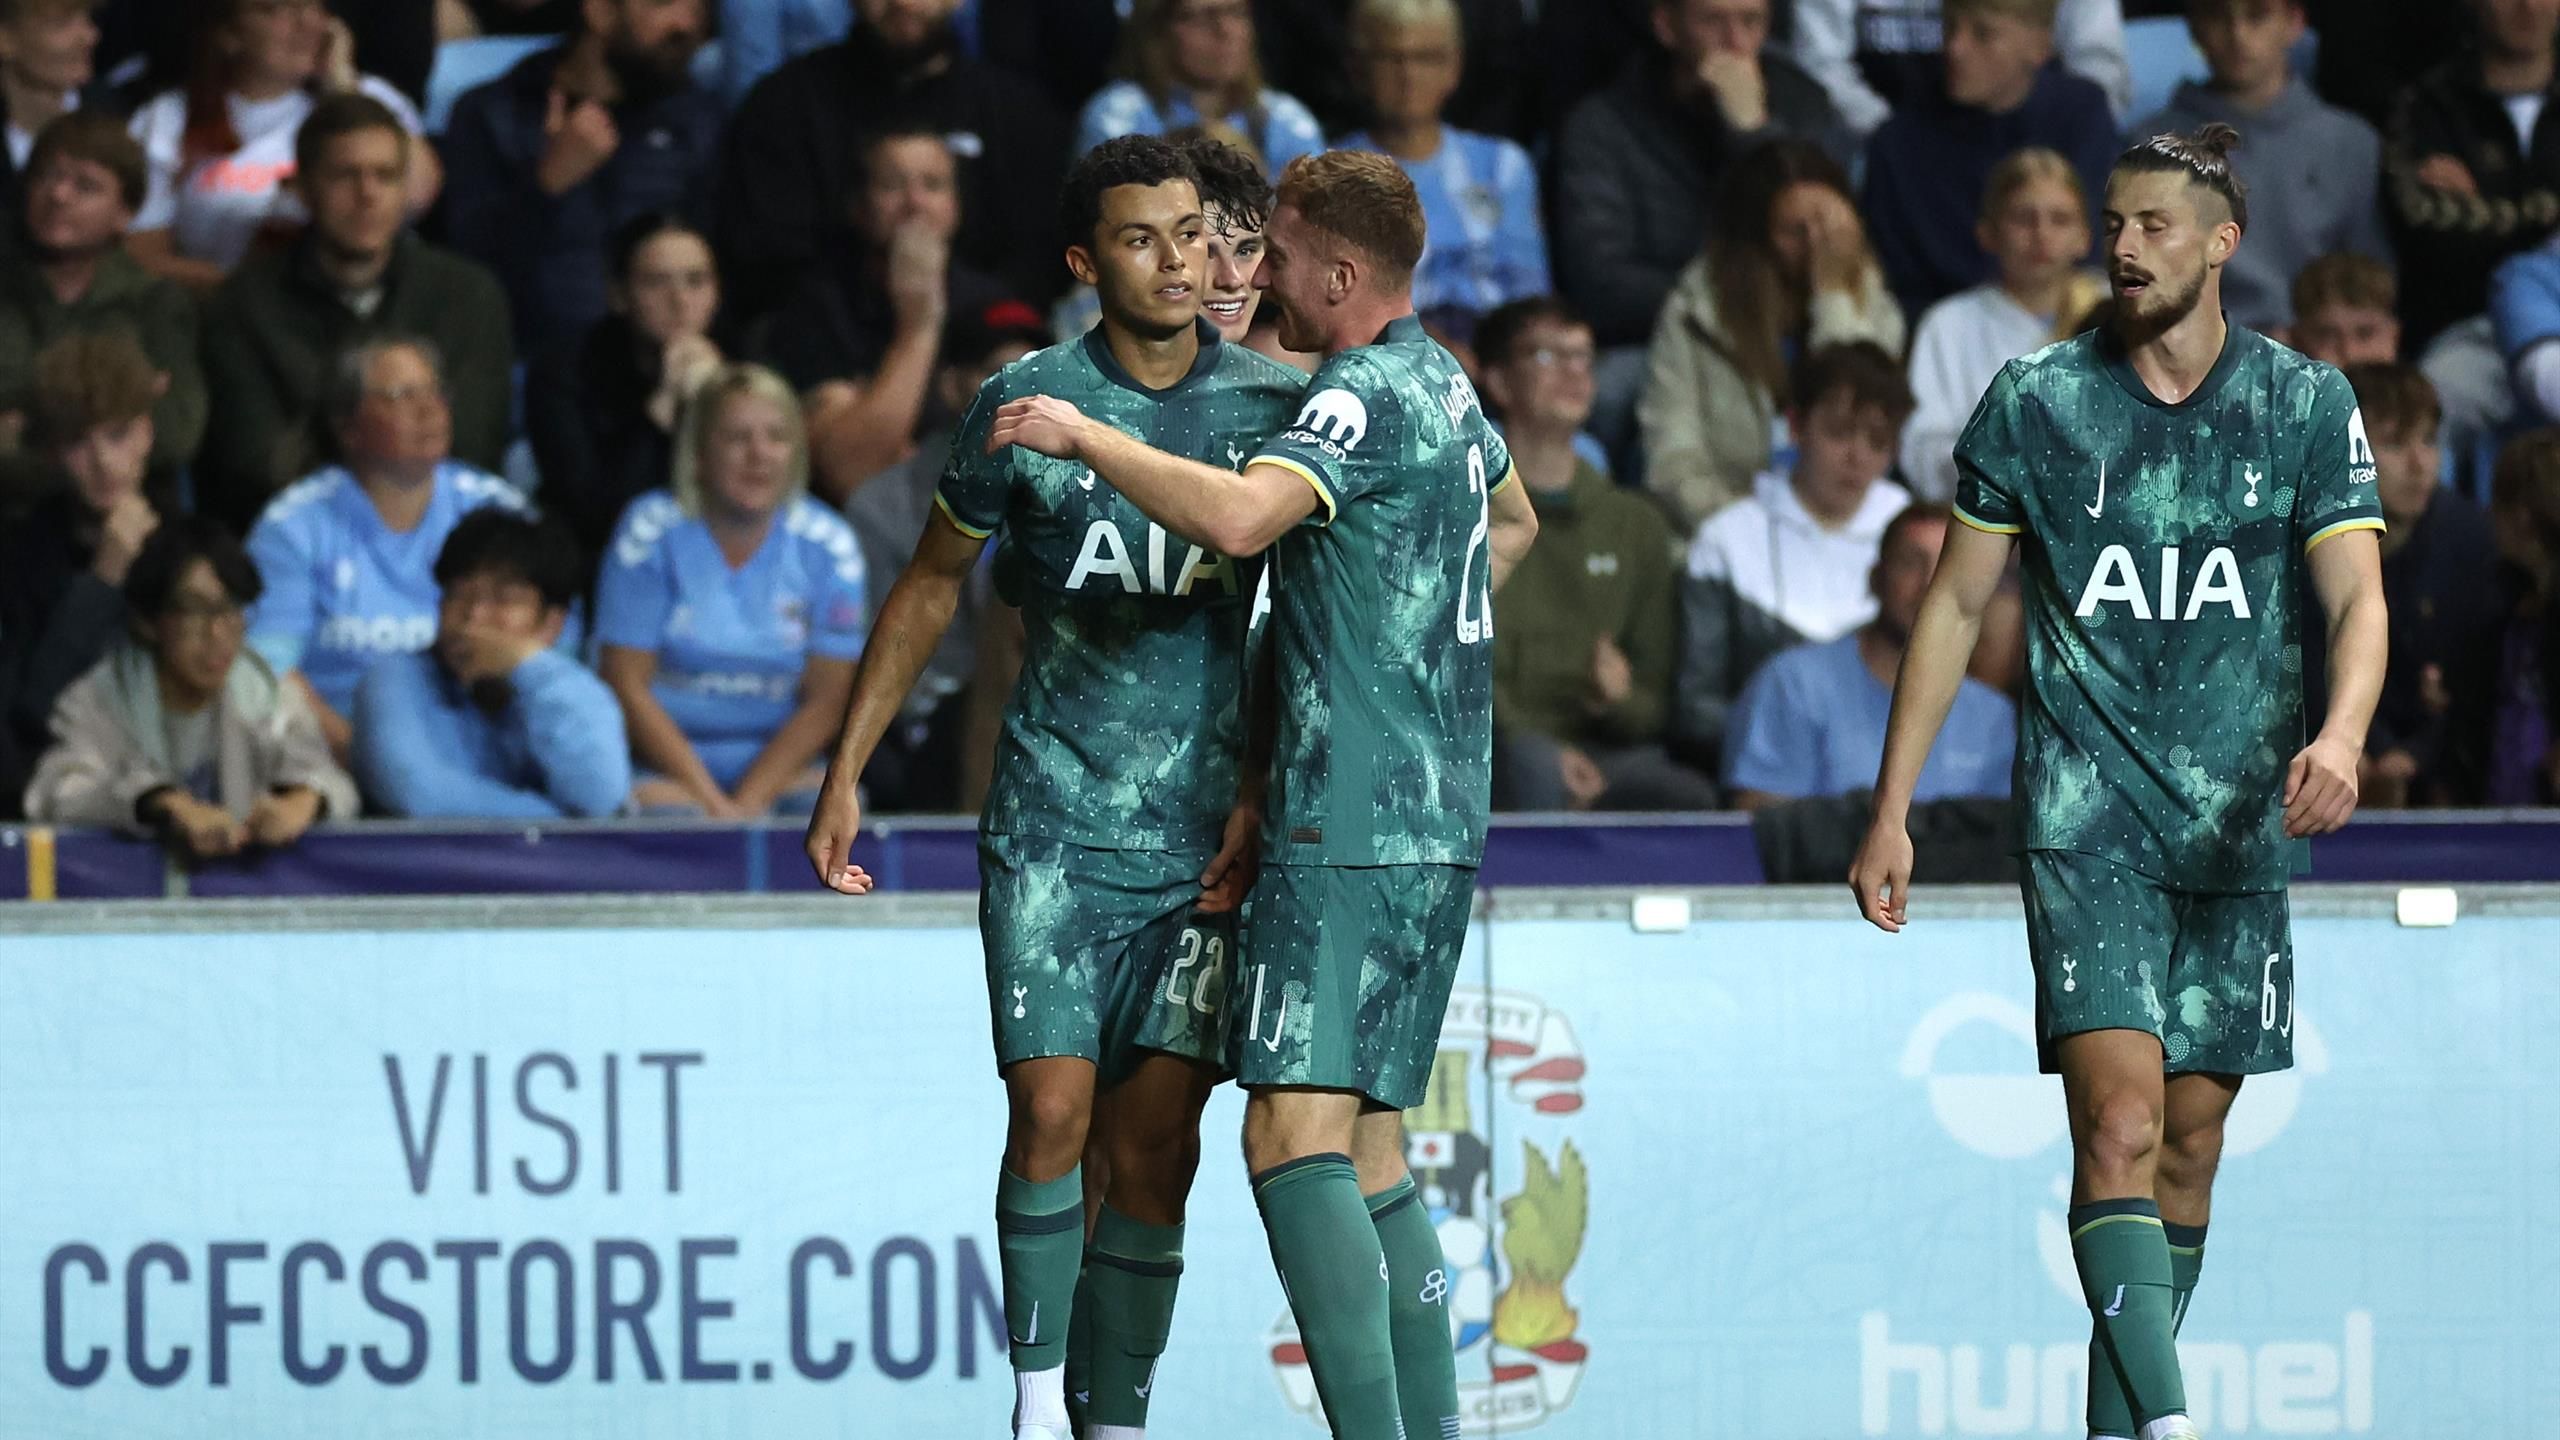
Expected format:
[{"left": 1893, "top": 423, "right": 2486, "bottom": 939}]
[
  {"left": 672, "top": 364, "right": 809, "bottom": 518},
  {"left": 1353, "top": 0, "right": 1460, "bottom": 45},
  {"left": 1980, "top": 146, "right": 2085, "bottom": 225}
]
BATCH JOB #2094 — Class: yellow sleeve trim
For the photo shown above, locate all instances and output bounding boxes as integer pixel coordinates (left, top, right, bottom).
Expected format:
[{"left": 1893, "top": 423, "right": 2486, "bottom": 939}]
[
  {"left": 931, "top": 491, "right": 996, "bottom": 540},
  {"left": 1952, "top": 505, "right": 2023, "bottom": 536},
  {"left": 2303, "top": 516, "right": 2385, "bottom": 553},
  {"left": 1253, "top": 455, "right": 1337, "bottom": 526},
  {"left": 1489, "top": 464, "right": 1521, "bottom": 496}
]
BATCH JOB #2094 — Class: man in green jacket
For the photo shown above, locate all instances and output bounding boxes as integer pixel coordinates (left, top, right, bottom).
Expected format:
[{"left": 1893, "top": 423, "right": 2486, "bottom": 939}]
[
  {"left": 0, "top": 112, "right": 203, "bottom": 504},
  {"left": 198, "top": 92, "right": 514, "bottom": 535},
  {"left": 1480, "top": 296, "right": 1717, "bottom": 810}
]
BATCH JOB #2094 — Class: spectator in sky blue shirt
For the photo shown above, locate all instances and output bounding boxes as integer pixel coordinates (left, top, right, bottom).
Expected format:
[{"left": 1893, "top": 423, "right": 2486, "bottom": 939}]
[
  {"left": 1724, "top": 502, "right": 2014, "bottom": 806},
  {"left": 1075, "top": 0, "right": 1325, "bottom": 171},
  {"left": 596, "top": 363, "right": 866, "bottom": 816},
  {"left": 244, "top": 338, "right": 534, "bottom": 760},
  {"left": 1335, "top": 0, "right": 1548, "bottom": 330},
  {"left": 354, "top": 511, "right": 632, "bottom": 819}
]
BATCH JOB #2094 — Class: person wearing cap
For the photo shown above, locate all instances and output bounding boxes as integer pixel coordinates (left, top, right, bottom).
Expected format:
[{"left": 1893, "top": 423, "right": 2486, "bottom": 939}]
[{"left": 835, "top": 295, "right": 1048, "bottom": 813}]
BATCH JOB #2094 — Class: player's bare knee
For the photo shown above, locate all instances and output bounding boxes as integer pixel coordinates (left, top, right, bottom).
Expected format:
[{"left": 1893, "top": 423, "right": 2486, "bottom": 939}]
[
  {"left": 1005, "top": 1085, "right": 1093, "bottom": 1175},
  {"left": 2074, "top": 1089, "right": 2165, "bottom": 1180},
  {"left": 2156, "top": 1118, "right": 2226, "bottom": 1191}
]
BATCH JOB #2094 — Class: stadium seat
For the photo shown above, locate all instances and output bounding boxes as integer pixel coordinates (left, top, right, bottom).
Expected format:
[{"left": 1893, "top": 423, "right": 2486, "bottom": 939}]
[
  {"left": 424, "top": 35, "right": 562, "bottom": 134},
  {"left": 2123, "top": 17, "right": 2208, "bottom": 127}
]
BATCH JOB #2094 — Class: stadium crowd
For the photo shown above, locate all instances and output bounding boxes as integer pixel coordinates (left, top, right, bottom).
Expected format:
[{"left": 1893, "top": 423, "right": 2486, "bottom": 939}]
[{"left": 1, "top": 0, "right": 2557, "bottom": 861}]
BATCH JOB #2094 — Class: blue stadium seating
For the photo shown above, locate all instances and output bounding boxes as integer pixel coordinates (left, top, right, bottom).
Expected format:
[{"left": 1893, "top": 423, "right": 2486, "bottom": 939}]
[{"left": 423, "top": 35, "right": 560, "bottom": 134}]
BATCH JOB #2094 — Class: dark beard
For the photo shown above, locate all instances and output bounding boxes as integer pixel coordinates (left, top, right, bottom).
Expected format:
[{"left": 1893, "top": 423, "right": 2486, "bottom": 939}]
[
  {"left": 604, "top": 33, "right": 697, "bottom": 105},
  {"left": 2111, "top": 265, "right": 2209, "bottom": 346}
]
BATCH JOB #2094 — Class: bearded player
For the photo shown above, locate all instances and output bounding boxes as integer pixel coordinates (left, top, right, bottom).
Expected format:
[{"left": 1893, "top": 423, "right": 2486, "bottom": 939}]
[
  {"left": 987, "top": 150, "right": 1540, "bottom": 1440},
  {"left": 805, "top": 134, "right": 1304, "bottom": 1440},
  {"left": 1850, "top": 124, "right": 2387, "bottom": 1440}
]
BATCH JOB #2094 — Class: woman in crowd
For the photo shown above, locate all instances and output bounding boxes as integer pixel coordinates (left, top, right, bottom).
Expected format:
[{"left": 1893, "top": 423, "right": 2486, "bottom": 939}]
[
  {"left": 1639, "top": 138, "right": 1904, "bottom": 533},
  {"left": 126, "top": 0, "right": 437, "bottom": 291},
  {"left": 1075, "top": 0, "right": 1323, "bottom": 172},
  {"left": 2490, "top": 430, "right": 2560, "bottom": 806},
  {"left": 1336, "top": 0, "right": 1547, "bottom": 334},
  {"left": 0, "top": 332, "right": 170, "bottom": 804},
  {"left": 595, "top": 363, "right": 866, "bottom": 818},
  {"left": 1899, "top": 148, "right": 2104, "bottom": 501},
  {"left": 526, "top": 213, "right": 726, "bottom": 585},
  {"left": 243, "top": 337, "right": 534, "bottom": 758},
  {"left": 23, "top": 515, "right": 357, "bottom": 859}
]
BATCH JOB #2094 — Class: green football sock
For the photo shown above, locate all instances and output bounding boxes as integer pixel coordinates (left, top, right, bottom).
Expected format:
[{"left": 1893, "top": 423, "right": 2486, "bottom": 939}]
[
  {"left": 2070, "top": 1200, "right": 2187, "bottom": 1428},
  {"left": 2166, "top": 1221, "right": 2207, "bottom": 1334},
  {"left": 1368, "top": 1176, "right": 1459, "bottom": 1440},
  {"left": 1084, "top": 1206, "right": 1185, "bottom": 1430},
  {"left": 1067, "top": 1264, "right": 1094, "bottom": 1434},
  {"left": 1252, "top": 1154, "right": 1403, "bottom": 1439},
  {"left": 997, "top": 1165, "right": 1084, "bottom": 1374}
]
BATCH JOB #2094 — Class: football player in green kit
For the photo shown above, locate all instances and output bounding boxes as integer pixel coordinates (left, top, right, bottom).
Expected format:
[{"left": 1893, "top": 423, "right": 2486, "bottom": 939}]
[
  {"left": 987, "top": 150, "right": 1541, "bottom": 1440},
  {"left": 1850, "top": 125, "right": 2388, "bottom": 1440},
  {"left": 804, "top": 134, "right": 1306, "bottom": 1440}
]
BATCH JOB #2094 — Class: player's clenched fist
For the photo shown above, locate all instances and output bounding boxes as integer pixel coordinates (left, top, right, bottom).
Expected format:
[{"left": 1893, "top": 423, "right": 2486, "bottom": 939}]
[
  {"left": 986, "top": 395, "right": 1094, "bottom": 461},
  {"left": 1848, "top": 819, "right": 1914, "bottom": 933},
  {"left": 803, "top": 769, "right": 875, "bottom": 895},
  {"left": 2281, "top": 733, "right": 2361, "bottom": 838}
]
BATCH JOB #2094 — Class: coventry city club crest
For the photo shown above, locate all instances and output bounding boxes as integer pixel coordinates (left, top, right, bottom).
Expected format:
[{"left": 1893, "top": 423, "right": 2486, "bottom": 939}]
[{"left": 1268, "top": 991, "right": 1590, "bottom": 1432}]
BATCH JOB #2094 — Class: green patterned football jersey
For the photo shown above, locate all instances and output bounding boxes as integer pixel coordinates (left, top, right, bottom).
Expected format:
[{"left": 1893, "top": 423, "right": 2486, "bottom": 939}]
[
  {"left": 1251, "top": 315, "right": 1517, "bottom": 866},
  {"left": 1953, "top": 325, "right": 2385, "bottom": 893},
  {"left": 938, "top": 322, "right": 1305, "bottom": 850}
]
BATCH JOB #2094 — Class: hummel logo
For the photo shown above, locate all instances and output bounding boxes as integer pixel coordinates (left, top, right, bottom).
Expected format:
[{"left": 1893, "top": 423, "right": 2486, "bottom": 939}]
[
  {"left": 2103, "top": 1285, "right": 2127, "bottom": 1318},
  {"left": 1011, "top": 1301, "right": 1041, "bottom": 1347},
  {"left": 2086, "top": 458, "right": 2106, "bottom": 519}
]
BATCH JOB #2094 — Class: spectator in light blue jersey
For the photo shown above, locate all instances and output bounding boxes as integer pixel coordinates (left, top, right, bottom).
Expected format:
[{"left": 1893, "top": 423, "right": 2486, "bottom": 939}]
[
  {"left": 244, "top": 337, "right": 533, "bottom": 760},
  {"left": 1074, "top": 0, "right": 1324, "bottom": 172},
  {"left": 596, "top": 362, "right": 866, "bottom": 816},
  {"left": 354, "top": 511, "right": 633, "bottom": 819},
  {"left": 1336, "top": 0, "right": 1548, "bottom": 331},
  {"left": 1723, "top": 502, "right": 2014, "bottom": 807}
]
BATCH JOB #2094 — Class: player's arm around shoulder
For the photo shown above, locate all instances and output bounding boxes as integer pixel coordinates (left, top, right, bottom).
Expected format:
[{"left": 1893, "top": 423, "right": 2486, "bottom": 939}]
[
  {"left": 985, "top": 391, "right": 1319, "bottom": 558},
  {"left": 1846, "top": 517, "right": 2017, "bottom": 932}
]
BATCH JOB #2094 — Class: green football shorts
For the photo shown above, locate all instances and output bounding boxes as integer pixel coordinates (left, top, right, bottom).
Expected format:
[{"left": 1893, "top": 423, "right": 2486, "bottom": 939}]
[
  {"left": 2020, "top": 849, "right": 2295, "bottom": 1076},
  {"left": 1232, "top": 862, "right": 1478, "bottom": 1110},
  {"left": 978, "top": 834, "right": 1236, "bottom": 1082}
]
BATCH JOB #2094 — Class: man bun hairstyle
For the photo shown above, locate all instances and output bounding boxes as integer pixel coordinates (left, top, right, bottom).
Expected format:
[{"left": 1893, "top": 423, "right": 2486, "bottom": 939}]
[
  {"left": 1060, "top": 134, "right": 1199, "bottom": 251},
  {"left": 1275, "top": 150, "right": 1426, "bottom": 286},
  {"left": 2116, "top": 122, "right": 2249, "bottom": 230}
]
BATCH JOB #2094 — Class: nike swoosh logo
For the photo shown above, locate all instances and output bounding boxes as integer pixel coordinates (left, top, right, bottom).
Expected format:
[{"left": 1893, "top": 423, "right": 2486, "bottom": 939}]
[
  {"left": 1009, "top": 1300, "right": 1039, "bottom": 1346},
  {"left": 1136, "top": 1360, "right": 1157, "bottom": 1399},
  {"left": 1263, "top": 996, "right": 1288, "bottom": 1052},
  {"left": 2103, "top": 1284, "right": 2126, "bottom": 1318},
  {"left": 2086, "top": 458, "right": 2106, "bottom": 519}
]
